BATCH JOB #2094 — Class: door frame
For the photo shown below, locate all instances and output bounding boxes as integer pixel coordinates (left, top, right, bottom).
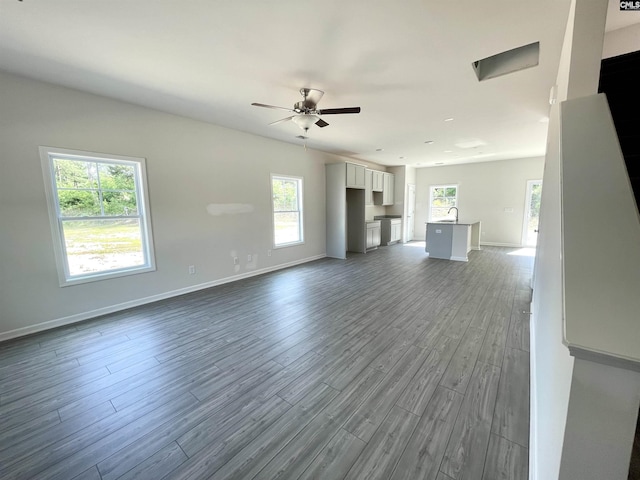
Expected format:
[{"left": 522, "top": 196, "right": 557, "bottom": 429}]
[
  {"left": 406, "top": 183, "right": 416, "bottom": 242},
  {"left": 522, "top": 179, "right": 542, "bottom": 247}
]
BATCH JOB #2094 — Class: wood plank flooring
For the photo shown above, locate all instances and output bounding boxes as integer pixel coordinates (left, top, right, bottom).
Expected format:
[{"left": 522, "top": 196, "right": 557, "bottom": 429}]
[{"left": 0, "top": 244, "right": 533, "bottom": 480}]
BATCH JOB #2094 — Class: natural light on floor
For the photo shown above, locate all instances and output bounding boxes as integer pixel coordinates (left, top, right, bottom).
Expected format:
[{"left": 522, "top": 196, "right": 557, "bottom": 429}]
[
  {"left": 403, "top": 241, "right": 426, "bottom": 248},
  {"left": 507, "top": 247, "right": 536, "bottom": 257}
]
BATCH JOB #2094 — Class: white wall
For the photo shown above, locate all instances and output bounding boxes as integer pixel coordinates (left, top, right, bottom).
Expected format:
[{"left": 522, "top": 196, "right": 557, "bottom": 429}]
[
  {"left": 413, "top": 157, "right": 544, "bottom": 245},
  {"left": 405, "top": 165, "right": 416, "bottom": 186},
  {"left": 528, "top": 3, "right": 579, "bottom": 478},
  {"left": 365, "top": 204, "right": 387, "bottom": 221},
  {"left": 603, "top": 23, "right": 640, "bottom": 59},
  {"left": 529, "top": 100, "right": 572, "bottom": 480},
  {"left": 530, "top": 1, "right": 609, "bottom": 479},
  {"left": 0, "top": 71, "right": 339, "bottom": 340}
]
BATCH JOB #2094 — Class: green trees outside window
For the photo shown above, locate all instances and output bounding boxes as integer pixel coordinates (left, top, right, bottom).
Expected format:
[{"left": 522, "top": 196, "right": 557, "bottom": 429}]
[
  {"left": 271, "top": 175, "right": 303, "bottom": 247},
  {"left": 430, "top": 185, "right": 458, "bottom": 221},
  {"left": 41, "top": 147, "right": 155, "bottom": 285}
]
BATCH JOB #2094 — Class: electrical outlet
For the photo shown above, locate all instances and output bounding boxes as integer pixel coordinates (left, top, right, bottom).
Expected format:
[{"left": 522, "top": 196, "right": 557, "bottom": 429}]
[
  {"left": 188, "top": 265, "right": 196, "bottom": 275},
  {"left": 267, "top": 249, "right": 272, "bottom": 257},
  {"left": 247, "top": 254, "right": 252, "bottom": 262},
  {"left": 233, "top": 257, "right": 239, "bottom": 265}
]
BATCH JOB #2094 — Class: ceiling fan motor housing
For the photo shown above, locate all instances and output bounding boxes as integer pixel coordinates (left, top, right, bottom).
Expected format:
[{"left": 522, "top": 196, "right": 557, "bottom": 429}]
[
  {"left": 295, "top": 100, "right": 316, "bottom": 112},
  {"left": 296, "top": 88, "right": 324, "bottom": 111}
]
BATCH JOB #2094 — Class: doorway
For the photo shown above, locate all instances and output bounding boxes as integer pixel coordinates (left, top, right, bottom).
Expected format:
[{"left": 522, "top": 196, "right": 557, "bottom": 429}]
[
  {"left": 523, "top": 180, "right": 542, "bottom": 246},
  {"left": 406, "top": 184, "right": 416, "bottom": 242}
]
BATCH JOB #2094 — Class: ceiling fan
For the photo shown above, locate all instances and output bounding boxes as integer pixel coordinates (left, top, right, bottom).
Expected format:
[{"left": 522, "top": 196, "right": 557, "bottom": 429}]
[{"left": 251, "top": 88, "right": 361, "bottom": 134}]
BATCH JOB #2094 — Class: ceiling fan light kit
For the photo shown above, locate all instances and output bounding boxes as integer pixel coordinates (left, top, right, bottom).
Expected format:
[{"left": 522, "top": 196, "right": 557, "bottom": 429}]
[
  {"left": 251, "top": 87, "right": 361, "bottom": 133},
  {"left": 292, "top": 114, "right": 319, "bottom": 131}
]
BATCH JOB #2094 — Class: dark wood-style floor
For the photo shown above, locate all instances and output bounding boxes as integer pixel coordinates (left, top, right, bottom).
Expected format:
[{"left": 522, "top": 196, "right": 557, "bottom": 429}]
[{"left": 0, "top": 243, "right": 532, "bottom": 480}]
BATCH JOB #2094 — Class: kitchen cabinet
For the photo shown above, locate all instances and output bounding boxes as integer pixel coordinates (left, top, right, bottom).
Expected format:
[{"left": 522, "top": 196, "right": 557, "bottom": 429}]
[
  {"left": 382, "top": 173, "right": 394, "bottom": 205},
  {"left": 327, "top": 163, "right": 369, "bottom": 257},
  {"left": 326, "top": 163, "right": 384, "bottom": 259},
  {"left": 346, "top": 163, "right": 366, "bottom": 189},
  {"left": 391, "top": 219, "right": 402, "bottom": 243},
  {"left": 365, "top": 169, "right": 373, "bottom": 205},
  {"left": 379, "top": 217, "right": 402, "bottom": 245},
  {"left": 326, "top": 164, "right": 347, "bottom": 259},
  {"left": 366, "top": 221, "right": 381, "bottom": 250},
  {"left": 372, "top": 170, "right": 384, "bottom": 192},
  {"left": 372, "top": 172, "right": 395, "bottom": 206}
]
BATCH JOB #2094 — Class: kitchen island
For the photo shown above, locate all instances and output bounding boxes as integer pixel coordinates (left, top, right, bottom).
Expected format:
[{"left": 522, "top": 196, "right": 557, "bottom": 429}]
[{"left": 425, "top": 220, "right": 481, "bottom": 261}]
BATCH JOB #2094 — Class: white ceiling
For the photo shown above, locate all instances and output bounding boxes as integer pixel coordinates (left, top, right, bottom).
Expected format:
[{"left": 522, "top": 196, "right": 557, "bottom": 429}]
[{"left": 0, "top": 1, "right": 635, "bottom": 168}]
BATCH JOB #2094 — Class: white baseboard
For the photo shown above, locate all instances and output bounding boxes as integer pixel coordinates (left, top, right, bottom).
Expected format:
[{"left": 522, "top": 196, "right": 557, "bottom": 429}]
[
  {"left": 480, "top": 241, "right": 524, "bottom": 248},
  {"left": 449, "top": 255, "right": 469, "bottom": 262},
  {"left": 529, "top": 300, "right": 539, "bottom": 480},
  {"left": 0, "top": 254, "right": 326, "bottom": 342}
]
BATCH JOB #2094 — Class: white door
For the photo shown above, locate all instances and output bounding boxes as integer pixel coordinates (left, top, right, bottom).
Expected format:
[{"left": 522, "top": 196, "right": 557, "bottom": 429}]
[
  {"left": 406, "top": 184, "right": 416, "bottom": 242},
  {"left": 523, "top": 180, "right": 542, "bottom": 246}
]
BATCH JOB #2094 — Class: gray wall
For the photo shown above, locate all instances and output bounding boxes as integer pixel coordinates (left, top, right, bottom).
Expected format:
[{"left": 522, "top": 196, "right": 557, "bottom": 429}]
[
  {"left": 0, "top": 71, "right": 339, "bottom": 339},
  {"left": 413, "top": 157, "right": 544, "bottom": 246}
]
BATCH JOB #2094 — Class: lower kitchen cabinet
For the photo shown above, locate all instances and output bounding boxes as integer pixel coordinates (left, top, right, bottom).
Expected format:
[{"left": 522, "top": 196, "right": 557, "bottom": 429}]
[
  {"left": 379, "top": 217, "right": 402, "bottom": 245},
  {"left": 366, "top": 221, "right": 381, "bottom": 250}
]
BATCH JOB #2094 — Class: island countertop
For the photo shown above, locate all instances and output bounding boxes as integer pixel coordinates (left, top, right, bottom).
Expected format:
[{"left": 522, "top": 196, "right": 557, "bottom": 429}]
[{"left": 425, "top": 220, "right": 480, "bottom": 226}]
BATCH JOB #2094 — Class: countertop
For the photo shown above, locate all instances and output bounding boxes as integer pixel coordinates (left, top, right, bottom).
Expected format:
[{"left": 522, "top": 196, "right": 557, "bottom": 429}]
[{"left": 426, "top": 220, "right": 480, "bottom": 226}]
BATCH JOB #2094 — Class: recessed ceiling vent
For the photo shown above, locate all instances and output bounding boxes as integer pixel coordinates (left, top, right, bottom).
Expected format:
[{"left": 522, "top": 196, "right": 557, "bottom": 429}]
[{"left": 472, "top": 41, "right": 540, "bottom": 81}]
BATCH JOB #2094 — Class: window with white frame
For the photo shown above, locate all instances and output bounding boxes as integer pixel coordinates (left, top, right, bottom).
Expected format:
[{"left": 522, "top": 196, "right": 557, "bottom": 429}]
[
  {"left": 271, "top": 174, "right": 303, "bottom": 247},
  {"left": 40, "top": 147, "right": 155, "bottom": 286},
  {"left": 429, "top": 184, "right": 458, "bottom": 221}
]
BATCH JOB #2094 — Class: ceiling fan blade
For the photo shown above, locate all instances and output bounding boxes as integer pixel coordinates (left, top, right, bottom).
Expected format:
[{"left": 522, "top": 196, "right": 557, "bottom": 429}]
[
  {"left": 315, "top": 118, "right": 329, "bottom": 128},
  {"left": 269, "top": 115, "right": 296, "bottom": 126},
  {"left": 317, "top": 107, "right": 361, "bottom": 115},
  {"left": 251, "top": 102, "right": 296, "bottom": 113}
]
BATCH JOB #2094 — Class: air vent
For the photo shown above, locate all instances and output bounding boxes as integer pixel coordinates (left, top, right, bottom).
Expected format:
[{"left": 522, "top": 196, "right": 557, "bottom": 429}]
[{"left": 472, "top": 42, "right": 540, "bottom": 81}]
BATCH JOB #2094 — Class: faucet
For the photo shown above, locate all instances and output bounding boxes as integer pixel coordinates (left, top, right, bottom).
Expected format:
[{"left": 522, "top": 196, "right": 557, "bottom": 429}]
[{"left": 448, "top": 207, "right": 459, "bottom": 223}]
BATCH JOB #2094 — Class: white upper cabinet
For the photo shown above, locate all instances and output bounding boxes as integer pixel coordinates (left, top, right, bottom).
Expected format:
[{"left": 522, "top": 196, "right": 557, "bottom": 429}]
[
  {"left": 346, "top": 163, "right": 366, "bottom": 189},
  {"left": 372, "top": 172, "right": 394, "bottom": 206},
  {"left": 382, "top": 173, "right": 395, "bottom": 205},
  {"left": 372, "top": 170, "right": 384, "bottom": 192},
  {"left": 365, "top": 169, "right": 373, "bottom": 205}
]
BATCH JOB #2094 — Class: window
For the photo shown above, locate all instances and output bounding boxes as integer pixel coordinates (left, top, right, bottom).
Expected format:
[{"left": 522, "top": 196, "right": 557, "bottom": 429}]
[
  {"left": 40, "top": 147, "right": 155, "bottom": 286},
  {"left": 429, "top": 184, "right": 458, "bottom": 221},
  {"left": 271, "top": 174, "right": 303, "bottom": 247}
]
